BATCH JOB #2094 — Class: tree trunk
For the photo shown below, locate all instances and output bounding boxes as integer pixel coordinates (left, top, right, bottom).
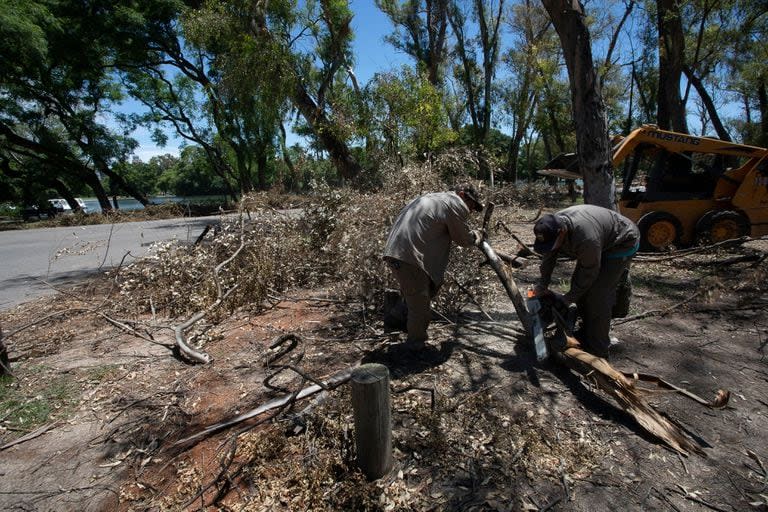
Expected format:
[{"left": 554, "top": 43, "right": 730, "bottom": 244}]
[
  {"left": 478, "top": 0, "right": 504, "bottom": 144},
  {"left": 682, "top": 65, "right": 731, "bottom": 141},
  {"left": 656, "top": 0, "right": 688, "bottom": 133},
  {"left": 81, "top": 169, "right": 113, "bottom": 211},
  {"left": 293, "top": 82, "right": 361, "bottom": 180},
  {"left": 426, "top": 0, "right": 450, "bottom": 87},
  {"left": 279, "top": 122, "right": 296, "bottom": 190},
  {"left": 759, "top": 80, "right": 768, "bottom": 147},
  {"left": 51, "top": 179, "right": 81, "bottom": 213},
  {"left": 256, "top": 149, "right": 268, "bottom": 191},
  {"left": 97, "top": 163, "right": 150, "bottom": 206},
  {"left": 505, "top": 130, "right": 526, "bottom": 182},
  {"left": 541, "top": 0, "right": 615, "bottom": 209}
]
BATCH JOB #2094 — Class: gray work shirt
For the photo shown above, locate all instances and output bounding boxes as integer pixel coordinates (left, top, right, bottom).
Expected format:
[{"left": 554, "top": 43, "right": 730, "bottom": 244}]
[
  {"left": 539, "top": 204, "right": 640, "bottom": 303},
  {"left": 383, "top": 192, "right": 475, "bottom": 286}
]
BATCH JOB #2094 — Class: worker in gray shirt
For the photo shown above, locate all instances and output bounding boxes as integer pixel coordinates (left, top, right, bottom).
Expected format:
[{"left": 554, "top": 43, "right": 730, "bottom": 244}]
[
  {"left": 383, "top": 184, "right": 484, "bottom": 351},
  {"left": 533, "top": 204, "right": 640, "bottom": 358}
]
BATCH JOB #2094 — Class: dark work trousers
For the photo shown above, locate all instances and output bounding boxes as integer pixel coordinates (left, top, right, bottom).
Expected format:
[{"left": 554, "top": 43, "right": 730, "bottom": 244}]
[
  {"left": 386, "top": 259, "right": 437, "bottom": 346},
  {"left": 575, "top": 256, "right": 633, "bottom": 356}
]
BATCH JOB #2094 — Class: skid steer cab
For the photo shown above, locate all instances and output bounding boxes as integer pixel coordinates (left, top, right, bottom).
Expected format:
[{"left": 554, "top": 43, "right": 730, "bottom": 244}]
[{"left": 539, "top": 125, "right": 768, "bottom": 251}]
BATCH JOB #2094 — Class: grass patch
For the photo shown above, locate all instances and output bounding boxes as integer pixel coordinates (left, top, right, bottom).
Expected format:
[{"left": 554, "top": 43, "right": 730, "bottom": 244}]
[{"left": 0, "top": 370, "right": 78, "bottom": 437}]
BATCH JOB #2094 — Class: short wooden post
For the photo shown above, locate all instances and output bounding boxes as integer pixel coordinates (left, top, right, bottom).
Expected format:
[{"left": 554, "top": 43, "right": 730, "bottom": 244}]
[
  {"left": 351, "top": 363, "right": 392, "bottom": 480},
  {"left": 0, "top": 325, "right": 9, "bottom": 377}
]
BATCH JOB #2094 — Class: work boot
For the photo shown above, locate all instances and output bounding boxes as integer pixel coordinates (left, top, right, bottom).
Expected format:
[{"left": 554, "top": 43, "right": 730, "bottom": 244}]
[{"left": 402, "top": 338, "right": 428, "bottom": 359}]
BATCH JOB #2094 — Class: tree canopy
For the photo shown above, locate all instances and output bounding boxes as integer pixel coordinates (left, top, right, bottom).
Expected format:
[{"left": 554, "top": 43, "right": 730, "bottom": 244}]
[{"left": 1, "top": 0, "right": 764, "bottom": 209}]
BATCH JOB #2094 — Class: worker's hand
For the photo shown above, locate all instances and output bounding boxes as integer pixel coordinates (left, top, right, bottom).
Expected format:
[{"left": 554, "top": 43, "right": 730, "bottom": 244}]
[
  {"left": 471, "top": 229, "right": 486, "bottom": 246},
  {"left": 537, "top": 288, "right": 567, "bottom": 307}
]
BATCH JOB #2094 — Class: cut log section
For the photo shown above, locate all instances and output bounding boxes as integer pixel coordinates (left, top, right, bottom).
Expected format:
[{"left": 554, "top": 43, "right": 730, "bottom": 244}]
[{"left": 553, "top": 336, "right": 705, "bottom": 456}]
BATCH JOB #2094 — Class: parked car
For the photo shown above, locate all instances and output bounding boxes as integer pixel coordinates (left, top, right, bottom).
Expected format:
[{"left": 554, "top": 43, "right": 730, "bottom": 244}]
[
  {"left": 74, "top": 198, "right": 89, "bottom": 214},
  {"left": 22, "top": 204, "right": 58, "bottom": 221},
  {"left": 47, "top": 198, "right": 72, "bottom": 214},
  {"left": 22, "top": 198, "right": 90, "bottom": 221},
  {"left": 48, "top": 198, "right": 90, "bottom": 214}
]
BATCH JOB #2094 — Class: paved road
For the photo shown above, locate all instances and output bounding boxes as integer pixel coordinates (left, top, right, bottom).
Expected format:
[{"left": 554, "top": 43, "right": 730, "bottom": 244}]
[{"left": 0, "top": 216, "right": 221, "bottom": 310}]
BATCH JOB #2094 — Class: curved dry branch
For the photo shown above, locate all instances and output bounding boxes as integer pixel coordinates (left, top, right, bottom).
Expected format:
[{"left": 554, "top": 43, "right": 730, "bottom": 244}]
[
  {"left": 174, "top": 363, "right": 359, "bottom": 446},
  {"left": 172, "top": 221, "right": 247, "bottom": 364}
]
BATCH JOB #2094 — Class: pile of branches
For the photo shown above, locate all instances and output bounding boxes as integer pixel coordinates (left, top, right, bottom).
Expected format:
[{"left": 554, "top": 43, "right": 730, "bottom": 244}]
[{"left": 113, "top": 160, "right": 508, "bottom": 324}]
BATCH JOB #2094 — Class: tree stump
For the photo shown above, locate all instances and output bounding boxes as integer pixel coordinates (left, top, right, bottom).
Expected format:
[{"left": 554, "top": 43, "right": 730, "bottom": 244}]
[{"left": 351, "top": 363, "right": 392, "bottom": 480}]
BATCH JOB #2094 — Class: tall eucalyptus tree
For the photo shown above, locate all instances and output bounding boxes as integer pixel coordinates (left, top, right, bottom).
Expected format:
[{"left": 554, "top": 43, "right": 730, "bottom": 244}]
[
  {"left": 540, "top": 0, "right": 615, "bottom": 208},
  {"left": 376, "top": 0, "right": 451, "bottom": 87},
  {"left": 447, "top": 0, "right": 505, "bottom": 145}
]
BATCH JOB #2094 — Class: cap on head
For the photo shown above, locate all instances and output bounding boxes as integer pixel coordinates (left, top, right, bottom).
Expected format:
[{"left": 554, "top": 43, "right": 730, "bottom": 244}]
[
  {"left": 455, "top": 183, "right": 484, "bottom": 211},
  {"left": 533, "top": 213, "right": 565, "bottom": 253}
]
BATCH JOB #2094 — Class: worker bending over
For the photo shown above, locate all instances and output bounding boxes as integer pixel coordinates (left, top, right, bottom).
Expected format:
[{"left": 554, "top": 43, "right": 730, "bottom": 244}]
[
  {"left": 533, "top": 204, "right": 640, "bottom": 358},
  {"left": 383, "top": 184, "right": 484, "bottom": 351}
]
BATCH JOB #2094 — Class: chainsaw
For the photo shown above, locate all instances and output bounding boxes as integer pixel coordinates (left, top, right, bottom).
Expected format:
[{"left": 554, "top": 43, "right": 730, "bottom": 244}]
[
  {"left": 526, "top": 289, "right": 549, "bottom": 361},
  {"left": 525, "top": 288, "right": 578, "bottom": 361}
]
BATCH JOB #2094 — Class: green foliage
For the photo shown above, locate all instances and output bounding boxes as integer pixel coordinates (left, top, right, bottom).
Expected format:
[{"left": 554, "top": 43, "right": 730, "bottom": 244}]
[
  {"left": 1, "top": 0, "right": 764, "bottom": 210},
  {"left": 366, "top": 67, "right": 457, "bottom": 158},
  {"left": 158, "top": 146, "right": 229, "bottom": 196}
]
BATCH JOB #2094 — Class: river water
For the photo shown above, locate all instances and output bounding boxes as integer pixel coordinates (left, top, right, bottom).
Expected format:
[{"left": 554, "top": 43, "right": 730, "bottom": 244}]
[{"left": 81, "top": 195, "right": 225, "bottom": 213}]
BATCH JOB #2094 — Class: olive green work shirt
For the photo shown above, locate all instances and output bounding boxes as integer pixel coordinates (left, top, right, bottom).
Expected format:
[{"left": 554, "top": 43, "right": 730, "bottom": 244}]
[
  {"left": 383, "top": 192, "right": 476, "bottom": 286},
  {"left": 539, "top": 204, "right": 640, "bottom": 304}
]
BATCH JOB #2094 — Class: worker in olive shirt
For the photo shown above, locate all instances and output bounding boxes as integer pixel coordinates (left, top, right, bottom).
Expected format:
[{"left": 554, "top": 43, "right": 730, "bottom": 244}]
[
  {"left": 533, "top": 204, "right": 640, "bottom": 358},
  {"left": 383, "top": 184, "right": 484, "bottom": 350}
]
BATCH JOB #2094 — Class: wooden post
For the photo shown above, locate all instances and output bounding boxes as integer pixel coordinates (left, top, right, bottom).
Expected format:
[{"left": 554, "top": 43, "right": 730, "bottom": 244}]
[
  {"left": 0, "top": 325, "right": 9, "bottom": 377},
  {"left": 351, "top": 363, "right": 392, "bottom": 480}
]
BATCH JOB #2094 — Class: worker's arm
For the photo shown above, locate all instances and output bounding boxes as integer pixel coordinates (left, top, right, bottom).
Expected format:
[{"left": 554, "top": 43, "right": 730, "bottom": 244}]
[
  {"left": 538, "top": 252, "right": 558, "bottom": 290},
  {"left": 445, "top": 201, "right": 476, "bottom": 247}
]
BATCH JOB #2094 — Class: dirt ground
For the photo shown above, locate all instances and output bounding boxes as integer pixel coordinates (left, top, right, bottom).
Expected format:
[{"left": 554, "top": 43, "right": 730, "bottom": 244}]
[{"left": 1, "top": 210, "right": 767, "bottom": 512}]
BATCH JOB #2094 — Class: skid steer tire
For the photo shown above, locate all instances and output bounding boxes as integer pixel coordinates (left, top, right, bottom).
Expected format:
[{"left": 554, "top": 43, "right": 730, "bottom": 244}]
[
  {"left": 638, "top": 211, "right": 682, "bottom": 252},
  {"left": 696, "top": 210, "right": 749, "bottom": 244}
]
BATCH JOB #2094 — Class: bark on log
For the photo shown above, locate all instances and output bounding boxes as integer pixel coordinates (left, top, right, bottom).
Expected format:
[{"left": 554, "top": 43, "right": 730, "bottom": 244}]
[
  {"left": 479, "top": 240, "right": 531, "bottom": 333},
  {"left": 351, "top": 364, "right": 393, "bottom": 480},
  {"left": 479, "top": 202, "right": 531, "bottom": 332}
]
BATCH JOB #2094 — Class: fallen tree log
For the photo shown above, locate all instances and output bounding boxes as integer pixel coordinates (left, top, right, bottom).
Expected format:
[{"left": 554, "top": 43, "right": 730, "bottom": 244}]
[{"left": 478, "top": 203, "right": 532, "bottom": 334}]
